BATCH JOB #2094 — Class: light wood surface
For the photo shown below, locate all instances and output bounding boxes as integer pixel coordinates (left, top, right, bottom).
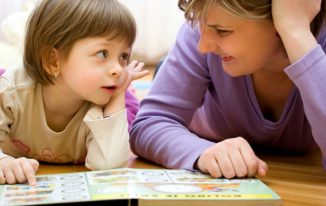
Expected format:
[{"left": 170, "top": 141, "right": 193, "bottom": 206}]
[
  {"left": 38, "top": 150, "right": 326, "bottom": 206},
  {"left": 37, "top": 72, "right": 326, "bottom": 205}
]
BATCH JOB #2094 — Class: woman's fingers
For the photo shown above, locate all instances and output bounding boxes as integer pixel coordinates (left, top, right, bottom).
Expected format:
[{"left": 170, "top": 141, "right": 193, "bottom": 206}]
[
  {"left": 205, "top": 156, "right": 223, "bottom": 178},
  {"left": 215, "top": 152, "right": 235, "bottom": 178},
  {"left": 239, "top": 145, "right": 260, "bottom": 177},
  {"left": 197, "top": 137, "right": 268, "bottom": 178},
  {"left": 256, "top": 157, "right": 268, "bottom": 178},
  {"left": 229, "top": 149, "right": 248, "bottom": 178}
]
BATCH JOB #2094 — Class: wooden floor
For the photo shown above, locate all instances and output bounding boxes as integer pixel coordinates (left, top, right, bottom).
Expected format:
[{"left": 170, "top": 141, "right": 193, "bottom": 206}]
[
  {"left": 38, "top": 150, "right": 326, "bottom": 206},
  {"left": 129, "top": 65, "right": 326, "bottom": 205}
]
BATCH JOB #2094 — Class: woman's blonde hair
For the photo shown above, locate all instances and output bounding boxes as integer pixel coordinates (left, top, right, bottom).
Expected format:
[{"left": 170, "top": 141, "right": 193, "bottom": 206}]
[
  {"left": 178, "top": 0, "right": 326, "bottom": 37},
  {"left": 24, "top": 0, "right": 136, "bottom": 85}
]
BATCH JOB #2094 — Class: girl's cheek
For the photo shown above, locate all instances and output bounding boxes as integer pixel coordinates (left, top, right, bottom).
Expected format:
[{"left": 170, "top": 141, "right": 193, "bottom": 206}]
[{"left": 118, "top": 70, "right": 129, "bottom": 87}]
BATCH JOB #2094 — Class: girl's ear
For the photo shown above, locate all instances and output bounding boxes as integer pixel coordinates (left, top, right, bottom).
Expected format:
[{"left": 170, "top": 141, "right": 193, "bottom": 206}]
[{"left": 41, "top": 47, "right": 60, "bottom": 76}]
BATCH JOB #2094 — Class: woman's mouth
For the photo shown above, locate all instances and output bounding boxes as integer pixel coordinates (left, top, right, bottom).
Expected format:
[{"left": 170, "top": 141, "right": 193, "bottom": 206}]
[{"left": 222, "top": 55, "right": 234, "bottom": 62}]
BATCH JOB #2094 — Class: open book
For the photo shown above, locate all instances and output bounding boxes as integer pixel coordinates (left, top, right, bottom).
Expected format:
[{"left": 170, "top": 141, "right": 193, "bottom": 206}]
[{"left": 0, "top": 168, "right": 281, "bottom": 206}]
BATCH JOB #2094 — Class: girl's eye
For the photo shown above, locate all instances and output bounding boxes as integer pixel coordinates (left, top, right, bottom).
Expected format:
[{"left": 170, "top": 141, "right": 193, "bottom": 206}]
[
  {"left": 121, "top": 52, "right": 130, "bottom": 61},
  {"left": 119, "top": 52, "right": 130, "bottom": 66},
  {"left": 96, "top": 50, "right": 108, "bottom": 59}
]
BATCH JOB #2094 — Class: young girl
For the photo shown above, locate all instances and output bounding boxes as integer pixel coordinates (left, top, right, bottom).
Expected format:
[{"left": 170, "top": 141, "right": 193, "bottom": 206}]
[
  {"left": 131, "top": 0, "right": 326, "bottom": 178},
  {"left": 0, "top": 0, "right": 148, "bottom": 185}
]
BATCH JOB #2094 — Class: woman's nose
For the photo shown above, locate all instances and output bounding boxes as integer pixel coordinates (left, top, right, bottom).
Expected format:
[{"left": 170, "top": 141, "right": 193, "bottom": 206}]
[{"left": 197, "top": 27, "right": 219, "bottom": 54}]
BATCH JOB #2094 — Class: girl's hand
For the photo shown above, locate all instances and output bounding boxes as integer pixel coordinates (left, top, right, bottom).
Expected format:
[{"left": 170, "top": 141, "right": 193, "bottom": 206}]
[
  {"left": 116, "top": 60, "right": 149, "bottom": 95},
  {"left": 196, "top": 137, "right": 268, "bottom": 178},
  {"left": 0, "top": 157, "right": 39, "bottom": 185},
  {"left": 272, "top": 0, "right": 321, "bottom": 34},
  {"left": 103, "top": 60, "right": 148, "bottom": 116}
]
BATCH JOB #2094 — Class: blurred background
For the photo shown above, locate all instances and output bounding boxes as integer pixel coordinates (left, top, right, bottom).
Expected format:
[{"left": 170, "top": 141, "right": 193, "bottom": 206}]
[{"left": 0, "top": 0, "right": 185, "bottom": 69}]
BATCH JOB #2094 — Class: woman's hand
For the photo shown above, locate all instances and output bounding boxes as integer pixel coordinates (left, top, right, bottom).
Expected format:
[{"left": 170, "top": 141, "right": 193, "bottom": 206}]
[
  {"left": 272, "top": 0, "right": 321, "bottom": 34},
  {"left": 196, "top": 137, "right": 268, "bottom": 178},
  {"left": 272, "top": 0, "right": 321, "bottom": 63},
  {"left": 0, "top": 156, "right": 39, "bottom": 185}
]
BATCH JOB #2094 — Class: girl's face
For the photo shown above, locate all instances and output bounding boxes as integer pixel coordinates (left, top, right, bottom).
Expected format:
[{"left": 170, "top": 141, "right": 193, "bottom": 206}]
[
  {"left": 198, "top": 3, "right": 289, "bottom": 76},
  {"left": 56, "top": 36, "right": 130, "bottom": 105}
]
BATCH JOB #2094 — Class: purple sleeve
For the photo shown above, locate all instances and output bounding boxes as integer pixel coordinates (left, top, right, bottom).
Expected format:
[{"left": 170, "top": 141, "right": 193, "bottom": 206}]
[
  {"left": 125, "top": 89, "right": 139, "bottom": 132},
  {"left": 285, "top": 44, "right": 326, "bottom": 169},
  {"left": 0, "top": 68, "right": 5, "bottom": 75},
  {"left": 130, "top": 23, "right": 215, "bottom": 170}
]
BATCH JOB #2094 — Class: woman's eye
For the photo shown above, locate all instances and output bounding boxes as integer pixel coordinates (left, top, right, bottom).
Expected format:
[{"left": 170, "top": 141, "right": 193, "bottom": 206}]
[
  {"left": 96, "top": 50, "right": 108, "bottom": 59},
  {"left": 215, "top": 29, "right": 232, "bottom": 36}
]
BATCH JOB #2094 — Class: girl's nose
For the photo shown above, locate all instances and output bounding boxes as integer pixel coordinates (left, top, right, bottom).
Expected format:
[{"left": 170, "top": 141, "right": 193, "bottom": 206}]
[{"left": 108, "top": 62, "right": 123, "bottom": 77}]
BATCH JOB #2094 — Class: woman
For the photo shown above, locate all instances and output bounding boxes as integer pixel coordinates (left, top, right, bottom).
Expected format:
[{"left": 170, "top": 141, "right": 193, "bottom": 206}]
[{"left": 130, "top": 0, "right": 326, "bottom": 178}]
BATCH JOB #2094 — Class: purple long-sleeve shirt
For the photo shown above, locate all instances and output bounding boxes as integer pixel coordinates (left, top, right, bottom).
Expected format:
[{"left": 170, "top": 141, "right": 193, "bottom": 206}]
[
  {"left": 130, "top": 22, "right": 326, "bottom": 170},
  {"left": 125, "top": 89, "right": 139, "bottom": 131}
]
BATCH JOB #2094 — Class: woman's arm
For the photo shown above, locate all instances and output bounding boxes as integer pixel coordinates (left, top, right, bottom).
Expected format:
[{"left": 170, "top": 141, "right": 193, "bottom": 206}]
[
  {"left": 285, "top": 42, "right": 326, "bottom": 169},
  {"left": 130, "top": 22, "right": 215, "bottom": 170},
  {"left": 275, "top": 0, "right": 326, "bottom": 169},
  {"left": 272, "top": 0, "right": 322, "bottom": 63}
]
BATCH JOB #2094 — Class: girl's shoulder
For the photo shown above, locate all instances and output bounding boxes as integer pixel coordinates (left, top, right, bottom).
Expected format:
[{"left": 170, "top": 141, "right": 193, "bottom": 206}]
[{"left": 0, "top": 65, "right": 35, "bottom": 93}]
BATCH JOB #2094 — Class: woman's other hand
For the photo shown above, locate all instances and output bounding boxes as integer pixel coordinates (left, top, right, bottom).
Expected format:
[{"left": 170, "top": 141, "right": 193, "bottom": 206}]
[{"left": 196, "top": 137, "right": 268, "bottom": 178}]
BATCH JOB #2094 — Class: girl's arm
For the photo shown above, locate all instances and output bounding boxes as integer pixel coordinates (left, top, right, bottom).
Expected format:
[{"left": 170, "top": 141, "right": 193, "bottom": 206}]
[
  {"left": 0, "top": 79, "right": 39, "bottom": 185},
  {"left": 84, "top": 106, "right": 130, "bottom": 170},
  {"left": 125, "top": 88, "right": 139, "bottom": 131},
  {"left": 84, "top": 61, "right": 148, "bottom": 170}
]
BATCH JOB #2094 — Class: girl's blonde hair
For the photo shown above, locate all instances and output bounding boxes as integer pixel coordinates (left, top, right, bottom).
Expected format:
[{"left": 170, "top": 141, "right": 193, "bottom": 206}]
[
  {"left": 24, "top": 0, "right": 136, "bottom": 85},
  {"left": 178, "top": 0, "right": 326, "bottom": 37}
]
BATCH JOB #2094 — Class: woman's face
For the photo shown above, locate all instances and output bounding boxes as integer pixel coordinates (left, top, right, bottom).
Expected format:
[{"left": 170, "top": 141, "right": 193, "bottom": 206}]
[{"left": 198, "top": 3, "right": 289, "bottom": 77}]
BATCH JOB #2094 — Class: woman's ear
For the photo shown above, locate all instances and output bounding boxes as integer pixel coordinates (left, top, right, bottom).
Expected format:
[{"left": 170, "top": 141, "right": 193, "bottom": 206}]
[{"left": 41, "top": 47, "right": 60, "bottom": 76}]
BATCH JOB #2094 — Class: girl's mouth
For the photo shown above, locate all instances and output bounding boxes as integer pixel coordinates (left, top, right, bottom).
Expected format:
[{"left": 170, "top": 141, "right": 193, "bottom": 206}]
[{"left": 101, "top": 86, "right": 116, "bottom": 94}]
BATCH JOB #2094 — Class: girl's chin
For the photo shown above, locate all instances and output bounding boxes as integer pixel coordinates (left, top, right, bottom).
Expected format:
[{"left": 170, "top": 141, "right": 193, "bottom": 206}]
[{"left": 92, "top": 97, "right": 112, "bottom": 106}]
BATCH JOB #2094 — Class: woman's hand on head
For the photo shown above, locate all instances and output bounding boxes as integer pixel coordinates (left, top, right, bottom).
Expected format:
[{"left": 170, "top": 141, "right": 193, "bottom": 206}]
[
  {"left": 0, "top": 156, "right": 39, "bottom": 186},
  {"left": 272, "top": 0, "right": 322, "bottom": 35},
  {"left": 195, "top": 137, "right": 268, "bottom": 178},
  {"left": 272, "top": 0, "right": 321, "bottom": 63}
]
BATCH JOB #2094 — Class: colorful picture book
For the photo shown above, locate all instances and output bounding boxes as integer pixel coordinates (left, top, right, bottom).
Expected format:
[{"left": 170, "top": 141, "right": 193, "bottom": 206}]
[{"left": 0, "top": 168, "right": 281, "bottom": 206}]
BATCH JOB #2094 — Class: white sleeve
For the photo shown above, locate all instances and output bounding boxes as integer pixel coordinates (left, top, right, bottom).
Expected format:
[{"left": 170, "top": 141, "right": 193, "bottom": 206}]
[
  {"left": 0, "top": 148, "right": 10, "bottom": 160},
  {"left": 0, "top": 78, "right": 15, "bottom": 160},
  {"left": 83, "top": 105, "right": 130, "bottom": 170}
]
